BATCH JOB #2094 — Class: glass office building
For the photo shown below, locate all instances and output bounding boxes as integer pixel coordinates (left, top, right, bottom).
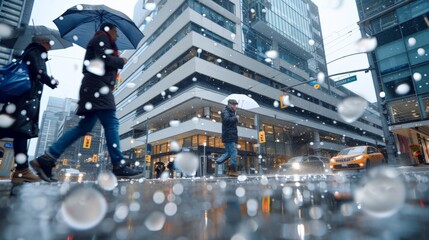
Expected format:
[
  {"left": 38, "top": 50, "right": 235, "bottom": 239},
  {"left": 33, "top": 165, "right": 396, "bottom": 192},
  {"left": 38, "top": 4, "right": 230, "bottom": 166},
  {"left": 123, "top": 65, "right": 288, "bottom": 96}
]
[
  {"left": 356, "top": 0, "right": 429, "bottom": 164},
  {"left": 115, "top": 0, "right": 384, "bottom": 176}
]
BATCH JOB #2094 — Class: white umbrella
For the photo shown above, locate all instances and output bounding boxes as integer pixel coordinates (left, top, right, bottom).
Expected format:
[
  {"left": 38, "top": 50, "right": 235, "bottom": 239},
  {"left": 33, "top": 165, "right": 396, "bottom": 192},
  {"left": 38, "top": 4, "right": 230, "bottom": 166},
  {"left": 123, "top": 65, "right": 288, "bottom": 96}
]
[{"left": 221, "top": 94, "right": 259, "bottom": 110}]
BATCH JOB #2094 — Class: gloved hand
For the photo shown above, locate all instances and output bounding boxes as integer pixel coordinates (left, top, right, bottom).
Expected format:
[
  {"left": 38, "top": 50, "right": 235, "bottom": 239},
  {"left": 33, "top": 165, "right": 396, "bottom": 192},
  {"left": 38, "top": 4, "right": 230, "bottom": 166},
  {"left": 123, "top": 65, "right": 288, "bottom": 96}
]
[{"left": 47, "top": 77, "right": 59, "bottom": 89}]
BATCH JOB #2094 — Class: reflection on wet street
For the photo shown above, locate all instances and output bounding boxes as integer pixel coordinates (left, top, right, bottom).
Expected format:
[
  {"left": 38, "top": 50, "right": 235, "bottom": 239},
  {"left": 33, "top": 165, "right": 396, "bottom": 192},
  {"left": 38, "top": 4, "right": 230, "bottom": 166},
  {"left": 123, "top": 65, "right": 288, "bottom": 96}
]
[{"left": 1, "top": 166, "right": 429, "bottom": 240}]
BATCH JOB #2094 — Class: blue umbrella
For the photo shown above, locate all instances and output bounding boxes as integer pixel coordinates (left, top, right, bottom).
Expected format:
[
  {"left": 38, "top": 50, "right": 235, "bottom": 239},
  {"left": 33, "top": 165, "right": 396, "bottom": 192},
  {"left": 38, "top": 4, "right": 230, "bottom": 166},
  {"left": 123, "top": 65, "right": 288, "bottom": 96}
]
[{"left": 53, "top": 4, "right": 144, "bottom": 50}]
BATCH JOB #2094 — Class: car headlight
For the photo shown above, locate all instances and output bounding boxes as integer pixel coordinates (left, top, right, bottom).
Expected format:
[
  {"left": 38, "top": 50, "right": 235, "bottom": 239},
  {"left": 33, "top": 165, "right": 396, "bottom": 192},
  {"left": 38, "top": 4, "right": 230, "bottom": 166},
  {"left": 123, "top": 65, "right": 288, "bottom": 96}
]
[
  {"left": 330, "top": 158, "right": 335, "bottom": 162},
  {"left": 292, "top": 163, "right": 300, "bottom": 169},
  {"left": 355, "top": 155, "right": 363, "bottom": 160},
  {"left": 65, "top": 173, "right": 71, "bottom": 177}
]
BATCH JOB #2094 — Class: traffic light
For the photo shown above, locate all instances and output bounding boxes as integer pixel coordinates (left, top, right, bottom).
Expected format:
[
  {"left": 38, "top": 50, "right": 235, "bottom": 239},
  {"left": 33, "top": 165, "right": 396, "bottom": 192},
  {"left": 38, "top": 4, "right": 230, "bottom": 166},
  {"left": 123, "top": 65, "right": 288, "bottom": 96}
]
[
  {"left": 262, "top": 196, "right": 271, "bottom": 213},
  {"left": 92, "top": 154, "right": 98, "bottom": 162},
  {"left": 309, "top": 80, "right": 320, "bottom": 89},
  {"left": 62, "top": 159, "right": 68, "bottom": 165},
  {"left": 259, "top": 131, "right": 266, "bottom": 143},
  {"left": 83, "top": 135, "right": 92, "bottom": 149}
]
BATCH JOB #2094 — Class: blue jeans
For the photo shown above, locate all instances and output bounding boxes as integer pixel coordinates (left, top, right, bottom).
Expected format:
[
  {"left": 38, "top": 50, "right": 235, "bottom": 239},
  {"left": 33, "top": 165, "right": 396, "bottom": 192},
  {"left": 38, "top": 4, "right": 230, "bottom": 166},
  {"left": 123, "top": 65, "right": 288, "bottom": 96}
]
[
  {"left": 48, "top": 110, "right": 123, "bottom": 165},
  {"left": 216, "top": 142, "right": 237, "bottom": 168}
]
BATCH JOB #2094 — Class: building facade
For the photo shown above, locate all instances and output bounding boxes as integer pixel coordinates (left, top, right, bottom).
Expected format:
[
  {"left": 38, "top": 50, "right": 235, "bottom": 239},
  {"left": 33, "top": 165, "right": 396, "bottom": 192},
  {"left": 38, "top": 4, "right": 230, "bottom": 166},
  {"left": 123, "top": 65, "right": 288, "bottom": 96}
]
[
  {"left": 0, "top": 0, "right": 34, "bottom": 66},
  {"left": 115, "top": 0, "right": 385, "bottom": 176},
  {"left": 355, "top": 0, "right": 429, "bottom": 164}
]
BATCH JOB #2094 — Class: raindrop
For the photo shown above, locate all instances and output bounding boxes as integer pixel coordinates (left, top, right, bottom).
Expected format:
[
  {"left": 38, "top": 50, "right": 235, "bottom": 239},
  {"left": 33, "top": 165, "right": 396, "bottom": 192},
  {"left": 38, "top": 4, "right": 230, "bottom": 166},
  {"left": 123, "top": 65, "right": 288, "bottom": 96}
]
[
  {"left": 250, "top": 8, "right": 255, "bottom": 13},
  {"left": 145, "top": 211, "right": 165, "bottom": 231},
  {"left": 395, "top": 83, "right": 410, "bottom": 95},
  {"left": 76, "top": 4, "right": 83, "bottom": 10},
  {"left": 265, "top": 50, "right": 279, "bottom": 59},
  {"left": 170, "top": 140, "right": 181, "bottom": 152},
  {"left": 235, "top": 187, "right": 246, "bottom": 197},
  {"left": 310, "top": 142, "right": 314, "bottom": 146},
  {"left": 60, "top": 187, "right": 107, "bottom": 230},
  {"left": 172, "top": 183, "right": 184, "bottom": 195},
  {"left": 407, "top": 37, "right": 416, "bottom": 47},
  {"left": 265, "top": 58, "right": 272, "bottom": 63},
  {"left": 41, "top": 52, "right": 48, "bottom": 59},
  {"left": 73, "top": 35, "right": 79, "bottom": 41},
  {"left": 337, "top": 97, "right": 368, "bottom": 123},
  {"left": 169, "top": 86, "right": 179, "bottom": 92},
  {"left": 417, "top": 48, "right": 426, "bottom": 56},
  {"left": 354, "top": 167, "right": 406, "bottom": 218},
  {"left": 192, "top": 77, "right": 197, "bottom": 81},
  {"left": 20, "top": 110, "right": 27, "bottom": 116},
  {"left": 379, "top": 91, "right": 386, "bottom": 98},
  {"left": 174, "top": 152, "right": 199, "bottom": 177},
  {"left": 49, "top": 40, "right": 55, "bottom": 46},
  {"left": 103, "top": 26, "right": 111, "bottom": 32},
  {"left": 247, "top": 199, "right": 258, "bottom": 216},
  {"left": 104, "top": 49, "right": 114, "bottom": 55},
  {"left": 59, "top": 16, "right": 64, "bottom": 20},
  {"left": 145, "top": 16, "right": 153, "bottom": 22},
  {"left": 99, "top": 41, "right": 105, "bottom": 47},
  {"left": 308, "top": 39, "right": 315, "bottom": 46},
  {"left": 0, "top": 23, "right": 13, "bottom": 38},
  {"left": 143, "top": 104, "right": 154, "bottom": 111},
  {"left": 5, "top": 104, "right": 16, "bottom": 114},
  {"left": 156, "top": 73, "right": 162, "bottom": 78},
  {"left": 169, "top": 120, "right": 180, "bottom": 127},
  {"left": 161, "top": 91, "right": 166, "bottom": 96},
  {"left": 309, "top": 206, "right": 323, "bottom": 219},
  {"left": 100, "top": 86, "right": 109, "bottom": 95},
  {"left": 273, "top": 100, "right": 279, "bottom": 107},
  {"left": 237, "top": 144, "right": 241, "bottom": 149},
  {"left": 94, "top": 92, "right": 100, "bottom": 98},
  {"left": 191, "top": 117, "right": 199, "bottom": 124},
  {"left": 230, "top": 33, "right": 236, "bottom": 40},
  {"left": 114, "top": 204, "right": 129, "bottom": 222},
  {"left": 86, "top": 59, "right": 105, "bottom": 76},
  {"left": 145, "top": 2, "right": 157, "bottom": 11},
  {"left": 15, "top": 153, "right": 27, "bottom": 164},
  {"left": 237, "top": 175, "right": 247, "bottom": 182},
  {"left": 113, "top": 143, "right": 118, "bottom": 148},
  {"left": 282, "top": 95, "right": 291, "bottom": 107},
  {"left": 164, "top": 202, "right": 177, "bottom": 216},
  {"left": 97, "top": 171, "right": 118, "bottom": 191},
  {"left": 85, "top": 102, "right": 93, "bottom": 110},
  {"left": 153, "top": 191, "right": 165, "bottom": 204},
  {"left": 317, "top": 72, "right": 325, "bottom": 84},
  {"left": 356, "top": 37, "right": 377, "bottom": 52},
  {"left": 413, "top": 72, "right": 422, "bottom": 81},
  {"left": 126, "top": 83, "right": 136, "bottom": 88},
  {"left": 326, "top": 0, "right": 343, "bottom": 9},
  {"left": 216, "top": 58, "right": 222, "bottom": 63}
]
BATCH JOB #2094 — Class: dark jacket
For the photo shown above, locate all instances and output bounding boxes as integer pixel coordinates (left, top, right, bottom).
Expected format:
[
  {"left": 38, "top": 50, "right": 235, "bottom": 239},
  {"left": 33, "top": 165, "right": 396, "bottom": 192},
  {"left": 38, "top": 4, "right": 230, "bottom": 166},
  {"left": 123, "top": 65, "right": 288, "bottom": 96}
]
[
  {"left": 0, "top": 43, "right": 57, "bottom": 138},
  {"left": 76, "top": 32, "right": 125, "bottom": 115},
  {"left": 221, "top": 105, "right": 238, "bottom": 143}
]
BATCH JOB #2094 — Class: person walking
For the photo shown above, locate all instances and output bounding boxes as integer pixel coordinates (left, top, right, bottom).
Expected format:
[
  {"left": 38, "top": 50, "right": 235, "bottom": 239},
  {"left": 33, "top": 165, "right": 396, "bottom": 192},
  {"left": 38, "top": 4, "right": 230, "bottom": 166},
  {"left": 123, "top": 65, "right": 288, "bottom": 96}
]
[
  {"left": 30, "top": 23, "right": 143, "bottom": 181},
  {"left": 214, "top": 99, "right": 239, "bottom": 177},
  {"left": 167, "top": 160, "right": 175, "bottom": 178},
  {"left": 0, "top": 36, "right": 59, "bottom": 183}
]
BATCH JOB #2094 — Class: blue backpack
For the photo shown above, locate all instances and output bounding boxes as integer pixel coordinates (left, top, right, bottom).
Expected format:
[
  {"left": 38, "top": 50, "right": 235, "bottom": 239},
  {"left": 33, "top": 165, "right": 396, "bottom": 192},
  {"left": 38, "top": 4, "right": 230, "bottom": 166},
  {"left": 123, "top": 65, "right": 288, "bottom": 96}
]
[{"left": 0, "top": 56, "right": 31, "bottom": 103}]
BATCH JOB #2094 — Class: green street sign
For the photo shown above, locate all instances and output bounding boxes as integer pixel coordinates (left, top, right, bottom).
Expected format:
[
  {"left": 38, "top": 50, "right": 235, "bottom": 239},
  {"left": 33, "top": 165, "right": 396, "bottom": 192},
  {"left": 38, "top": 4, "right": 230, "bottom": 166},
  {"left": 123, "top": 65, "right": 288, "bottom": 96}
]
[{"left": 335, "top": 75, "right": 357, "bottom": 87}]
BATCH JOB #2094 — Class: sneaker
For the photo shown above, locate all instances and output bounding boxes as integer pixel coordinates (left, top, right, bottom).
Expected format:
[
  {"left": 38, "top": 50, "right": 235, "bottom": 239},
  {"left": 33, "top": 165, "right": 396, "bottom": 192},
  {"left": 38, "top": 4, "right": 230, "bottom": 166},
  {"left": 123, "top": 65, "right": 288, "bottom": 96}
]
[
  {"left": 30, "top": 154, "right": 56, "bottom": 182},
  {"left": 112, "top": 165, "right": 145, "bottom": 179},
  {"left": 12, "top": 168, "right": 41, "bottom": 183}
]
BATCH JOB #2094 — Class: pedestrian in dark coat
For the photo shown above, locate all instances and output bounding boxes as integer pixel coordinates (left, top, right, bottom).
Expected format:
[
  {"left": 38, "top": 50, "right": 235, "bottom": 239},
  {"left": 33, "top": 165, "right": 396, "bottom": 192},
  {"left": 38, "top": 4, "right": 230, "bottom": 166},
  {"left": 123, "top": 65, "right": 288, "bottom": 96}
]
[
  {"left": 214, "top": 99, "right": 239, "bottom": 177},
  {"left": 0, "top": 36, "right": 58, "bottom": 183},
  {"left": 31, "top": 23, "right": 143, "bottom": 181}
]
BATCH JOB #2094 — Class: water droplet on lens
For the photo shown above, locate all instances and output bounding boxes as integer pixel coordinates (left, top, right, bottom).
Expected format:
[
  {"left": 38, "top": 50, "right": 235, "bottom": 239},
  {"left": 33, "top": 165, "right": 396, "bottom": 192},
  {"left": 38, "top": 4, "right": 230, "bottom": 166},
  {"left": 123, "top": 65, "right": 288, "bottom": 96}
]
[
  {"left": 356, "top": 37, "right": 377, "bottom": 52},
  {"left": 170, "top": 140, "right": 181, "bottom": 152},
  {"left": 174, "top": 152, "right": 199, "bottom": 177},
  {"left": 60, "top": 187, "right": 107, "bottom": 230},
  {"left": 417, "top": 48, "right": 426, "bottom": 56},
  {"left": 413, "top": 72, "right": 422, "bottom": 81},
  {"left": 145, "top": 211, "right": 165, "bottom": 231},
  {"left": 408, "top": 37, "right": 416, "bottom": 47},
  {"left": 86, "top": 59, "right": 105, "bottom": 76},
  {"left": 15, "top": 153, "right": 27, "bottom": 164},
  {"left": 337, "top": 97, "right": 368, "bottom": 123},
  {"left": 143, "top": 104, "right": 154, "bottom": 111},
  {"left": 169, "top": 120, "right": 180, "bottom": 127},
  {"left": 265, "top": 50, "right": 278, "bottom": 59},
  {"left": 126, "top": 83, "right": 136, "bottom": 88},
  {"left": 97, "top": 171, "right": 118, "bottom": 191},
  {"left": 354, "top": 167, "right": 406, "bottom": 218},
  {"left": 395, "top": 83, "right": 410, "bottom": 95}
]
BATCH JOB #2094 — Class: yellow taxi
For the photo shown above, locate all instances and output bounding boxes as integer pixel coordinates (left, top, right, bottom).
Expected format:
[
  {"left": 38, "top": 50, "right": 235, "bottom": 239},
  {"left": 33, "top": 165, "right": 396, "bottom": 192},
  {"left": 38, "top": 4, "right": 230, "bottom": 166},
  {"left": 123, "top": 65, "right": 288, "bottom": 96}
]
[{"left": 330, "top": 146, "right": 385, "bottom": 171}]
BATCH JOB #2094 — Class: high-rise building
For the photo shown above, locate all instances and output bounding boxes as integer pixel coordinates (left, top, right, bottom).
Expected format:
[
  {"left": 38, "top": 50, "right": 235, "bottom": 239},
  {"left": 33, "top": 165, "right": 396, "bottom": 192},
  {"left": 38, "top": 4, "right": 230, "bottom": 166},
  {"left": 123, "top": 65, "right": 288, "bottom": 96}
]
[
  {"left": 355, "top": 0, "right": 429, "bottom": 164},
  {"left": 115, "top": 0, "right": 385, "bottom": 175},
  {"left": 0, "top": 0, "right": 35, "bottom": 66},
  {"left": 35, "top": 97, "right": 73, "bottom": 157}
]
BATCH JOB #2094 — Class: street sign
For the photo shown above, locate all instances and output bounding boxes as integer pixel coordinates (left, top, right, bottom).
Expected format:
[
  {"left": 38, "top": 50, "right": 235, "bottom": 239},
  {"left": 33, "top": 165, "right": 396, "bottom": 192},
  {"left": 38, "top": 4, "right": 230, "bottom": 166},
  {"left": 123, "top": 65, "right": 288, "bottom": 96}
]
[{"left": 335, "top": 75, "right": 357, "bottom": 87}]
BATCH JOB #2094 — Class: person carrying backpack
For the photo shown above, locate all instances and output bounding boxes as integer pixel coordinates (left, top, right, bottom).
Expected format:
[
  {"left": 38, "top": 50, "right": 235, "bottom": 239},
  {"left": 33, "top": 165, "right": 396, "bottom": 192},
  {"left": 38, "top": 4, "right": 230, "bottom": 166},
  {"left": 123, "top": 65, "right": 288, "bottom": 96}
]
[{"left": 0, "top": 35, "right": 59, "bottom": 183}]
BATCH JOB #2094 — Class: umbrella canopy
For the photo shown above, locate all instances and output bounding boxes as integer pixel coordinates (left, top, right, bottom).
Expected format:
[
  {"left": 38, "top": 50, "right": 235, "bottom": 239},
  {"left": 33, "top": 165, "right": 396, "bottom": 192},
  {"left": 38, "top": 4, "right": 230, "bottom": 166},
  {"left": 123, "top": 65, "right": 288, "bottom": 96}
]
[
  {"left": 0, "top": 25, "right": 73, "bottom": 51},
  {"left": 221, "top": 94, "right": 260, "bottom": 110},
  {"left": 53, "top": 4, "right": 144, "bottom": 50}
]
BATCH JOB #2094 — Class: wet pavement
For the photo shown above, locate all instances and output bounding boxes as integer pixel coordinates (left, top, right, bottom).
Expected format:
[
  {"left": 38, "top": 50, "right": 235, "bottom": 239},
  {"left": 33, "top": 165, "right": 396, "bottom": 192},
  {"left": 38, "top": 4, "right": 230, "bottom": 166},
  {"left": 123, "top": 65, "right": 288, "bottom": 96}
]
[{"left": 1, "top": 166, "right": 429, "bottom": 240}]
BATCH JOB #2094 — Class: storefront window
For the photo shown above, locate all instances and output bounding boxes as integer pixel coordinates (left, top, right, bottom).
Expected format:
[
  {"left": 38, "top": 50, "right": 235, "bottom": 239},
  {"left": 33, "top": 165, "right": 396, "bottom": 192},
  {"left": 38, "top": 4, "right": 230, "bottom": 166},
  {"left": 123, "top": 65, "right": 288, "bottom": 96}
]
[{"left": 390, "top": 97, "right": 421, "bottom": 123}]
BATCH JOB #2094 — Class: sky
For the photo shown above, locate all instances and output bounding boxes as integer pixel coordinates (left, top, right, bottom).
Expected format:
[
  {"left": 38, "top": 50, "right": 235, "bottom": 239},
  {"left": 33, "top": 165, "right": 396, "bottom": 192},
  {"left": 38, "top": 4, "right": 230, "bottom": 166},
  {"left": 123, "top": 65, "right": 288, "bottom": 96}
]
[{"left": 27, "top": 0, "right": 376, "bottom": 155}]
